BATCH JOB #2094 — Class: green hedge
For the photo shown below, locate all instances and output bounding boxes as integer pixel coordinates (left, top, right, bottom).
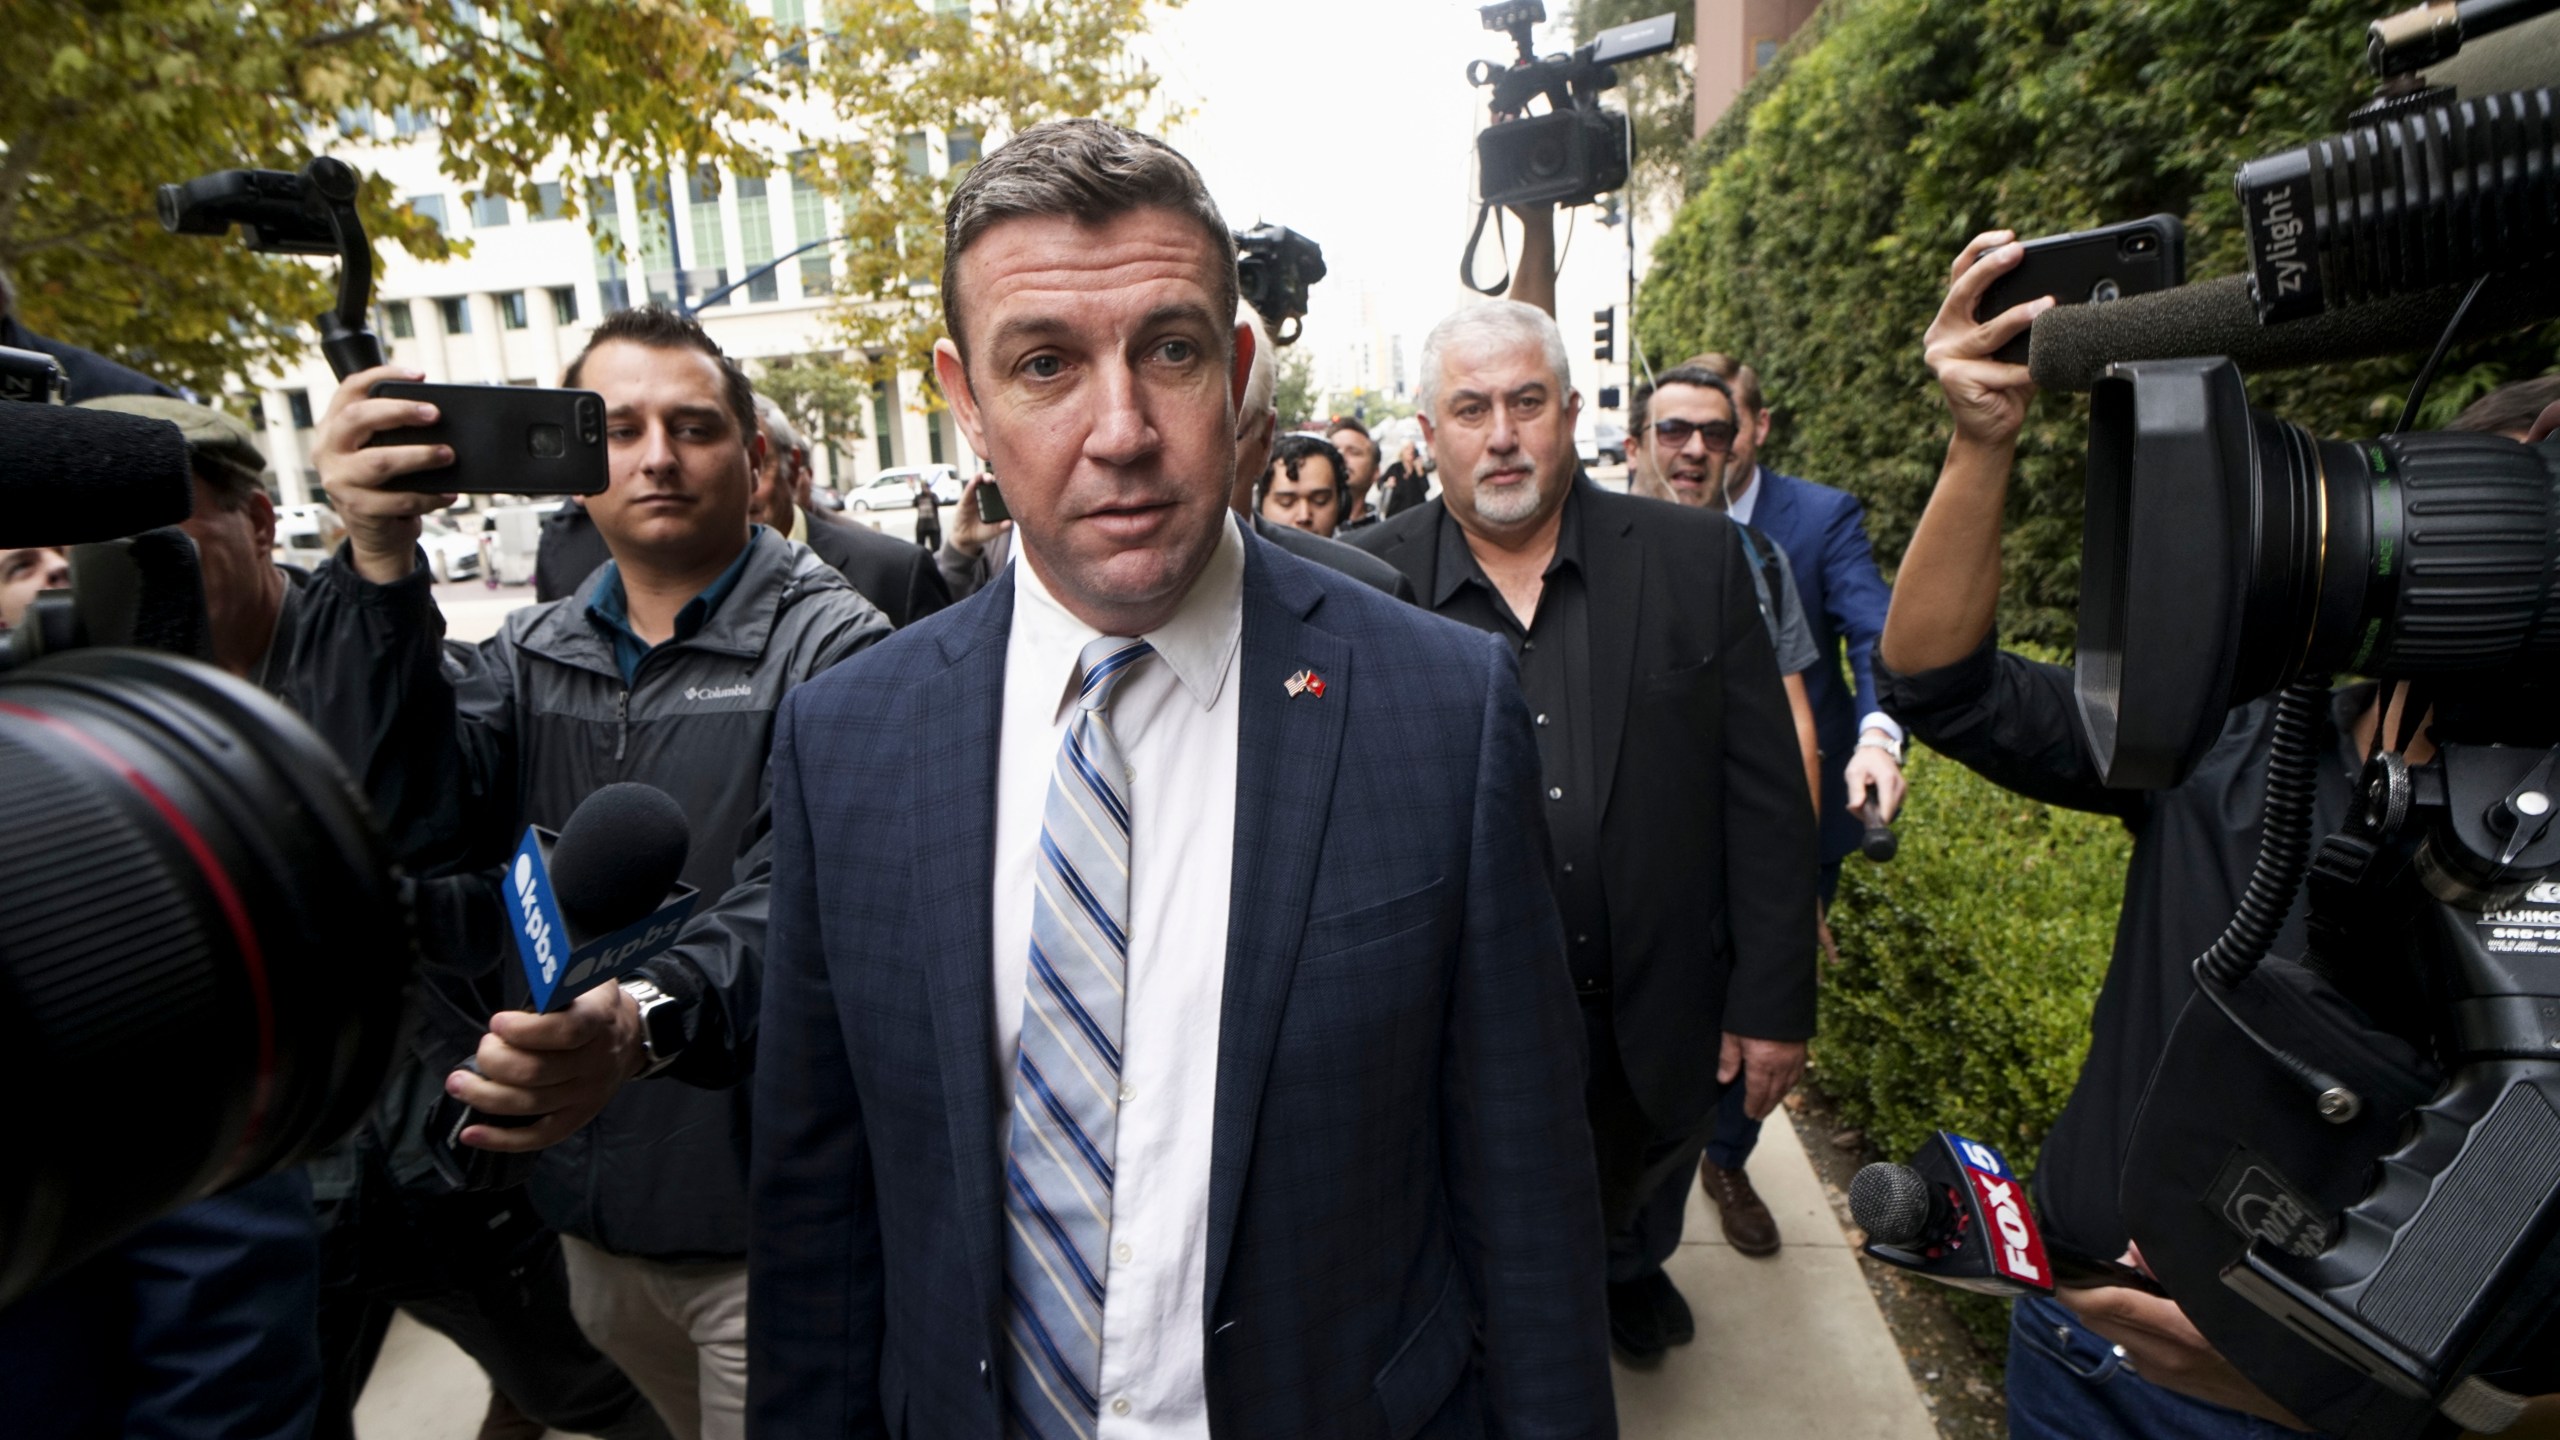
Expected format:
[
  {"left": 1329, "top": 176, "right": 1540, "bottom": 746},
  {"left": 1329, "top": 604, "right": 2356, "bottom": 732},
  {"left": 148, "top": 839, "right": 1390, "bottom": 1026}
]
[
  {"left": 1815, "top": 719, "right": 2131, "bottom": 1355},
  {"left": 1819, "top": 738, "right": 2127, "bottom": 1182},
  {"left": 1638, "top": 0, "right": 2560, "bottom": 647}
]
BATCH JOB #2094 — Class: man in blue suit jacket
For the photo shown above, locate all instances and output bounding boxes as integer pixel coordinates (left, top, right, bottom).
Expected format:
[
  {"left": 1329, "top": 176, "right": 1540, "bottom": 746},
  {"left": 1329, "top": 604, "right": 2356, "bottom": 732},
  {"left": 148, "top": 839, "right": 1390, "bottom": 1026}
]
[{"left": 751, "top": 121, "right": 1611, "bottom": 1440}]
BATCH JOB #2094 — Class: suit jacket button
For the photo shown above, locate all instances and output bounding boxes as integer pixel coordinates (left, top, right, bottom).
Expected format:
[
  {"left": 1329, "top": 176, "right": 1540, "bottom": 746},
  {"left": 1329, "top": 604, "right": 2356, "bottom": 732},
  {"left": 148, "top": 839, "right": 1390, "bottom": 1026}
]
[{"left": 979, "top": 1358, "right": 991, "bottom": 1389}]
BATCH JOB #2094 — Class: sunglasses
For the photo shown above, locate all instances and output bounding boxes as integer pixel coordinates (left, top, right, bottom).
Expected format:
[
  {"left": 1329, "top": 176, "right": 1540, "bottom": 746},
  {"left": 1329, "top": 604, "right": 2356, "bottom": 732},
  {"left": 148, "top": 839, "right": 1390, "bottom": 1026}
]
[{"left": 1651, "top": 419, "right": 1739, "bottom": 453}]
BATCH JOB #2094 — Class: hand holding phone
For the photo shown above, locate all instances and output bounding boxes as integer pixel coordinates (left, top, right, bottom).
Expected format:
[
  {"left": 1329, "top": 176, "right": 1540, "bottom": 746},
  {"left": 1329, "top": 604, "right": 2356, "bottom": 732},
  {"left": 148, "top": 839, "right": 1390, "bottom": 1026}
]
[
  {"left": 1973, "top": 215, "right": 2186, "bottom": 365},
  {"left": 367, "top": 381, "right": 608, "bottom": 497}
]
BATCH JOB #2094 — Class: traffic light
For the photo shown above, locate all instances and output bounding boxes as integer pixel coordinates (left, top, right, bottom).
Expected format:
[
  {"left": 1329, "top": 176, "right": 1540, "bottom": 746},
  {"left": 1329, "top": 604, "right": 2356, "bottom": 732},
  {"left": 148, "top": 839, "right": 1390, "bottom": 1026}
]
[{"left": 1593, "top": 306, "right": 1615, "bottom": 363}]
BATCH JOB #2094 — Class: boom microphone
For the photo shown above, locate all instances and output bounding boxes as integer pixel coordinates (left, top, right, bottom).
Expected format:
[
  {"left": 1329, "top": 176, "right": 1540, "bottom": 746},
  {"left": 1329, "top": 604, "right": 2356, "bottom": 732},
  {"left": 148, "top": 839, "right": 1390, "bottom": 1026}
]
[
  {"left": 2025, "top": 268, "right": 2560, "bottom": 393},
  {"left": 0, "top": 404, "right": 194, "bottom": 545}
]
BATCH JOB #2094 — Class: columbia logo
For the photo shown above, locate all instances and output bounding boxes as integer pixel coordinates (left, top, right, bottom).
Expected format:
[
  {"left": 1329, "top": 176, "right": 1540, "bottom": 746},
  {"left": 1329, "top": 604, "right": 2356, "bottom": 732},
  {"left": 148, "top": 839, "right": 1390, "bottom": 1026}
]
[{"left": 685, "top": 683, "right": 754, "bottom": 702}]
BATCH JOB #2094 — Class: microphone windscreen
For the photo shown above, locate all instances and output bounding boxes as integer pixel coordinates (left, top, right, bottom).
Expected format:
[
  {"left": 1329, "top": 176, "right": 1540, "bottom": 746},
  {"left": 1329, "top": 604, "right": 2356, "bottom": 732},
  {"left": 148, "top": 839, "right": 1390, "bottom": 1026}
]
[
  {"left": 2027, "top": 269, "right": 2560, "bottom": 393},
  {"left": 1849, "top": 1161, "right": 1935, "bottom": 1246},
  {"left": 550, "top": 783, "right": 691, "bottom": 940},
  {"left": 0, "top": 405, "right": 193, "bottom": 546},
  {"left": 115, "top": 529, "right": 211, "bottom": 658}
]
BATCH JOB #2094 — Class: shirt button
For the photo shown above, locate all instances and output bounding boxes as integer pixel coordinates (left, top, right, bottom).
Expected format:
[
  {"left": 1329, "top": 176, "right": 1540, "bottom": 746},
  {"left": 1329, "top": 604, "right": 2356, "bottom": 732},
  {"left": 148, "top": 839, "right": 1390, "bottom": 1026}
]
[
  {"left": 1548, "top": 787, "right": 1564, "bottom": 801},
  {"left": 1523, "top": 639, "right": 1537, "bottom": 651},
  {"left": 1113, "top": 1242, "right": 1133, "bottom": 1263},
  {"left": 1112, "top": 1398, "right": 1132, "bottom": 1417},
  {"left": 1535, "top": 713, "right": 1549, "bottom": 726},
  {"left": 1575, "top": 933, "right": 1589, "bottom": 944},
  {"left": 1118, "top": 1082, "right": 1135, "bottom": 1103},
  {"left": 1561, "top": 861, "right": 1575, "bottom": 874}
]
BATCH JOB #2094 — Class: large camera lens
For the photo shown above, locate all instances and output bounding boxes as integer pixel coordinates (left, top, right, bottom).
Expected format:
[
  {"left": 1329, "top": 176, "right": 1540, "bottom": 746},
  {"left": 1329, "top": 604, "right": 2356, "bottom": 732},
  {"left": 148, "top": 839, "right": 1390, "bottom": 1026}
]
[
  {"left": 0, "top": 650, "right": 410, "bottom": 1306},
  {"left": 2078, "top": 356, "right": 2560, "bottom": 788}
]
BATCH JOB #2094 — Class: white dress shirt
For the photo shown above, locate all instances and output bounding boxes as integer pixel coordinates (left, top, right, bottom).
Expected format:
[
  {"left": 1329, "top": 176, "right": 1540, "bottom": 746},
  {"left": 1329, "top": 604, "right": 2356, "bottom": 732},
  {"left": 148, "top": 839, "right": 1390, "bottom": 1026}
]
[
  {"left": 992, "top": 514, "right": 1244, "bottom": 1439},
  {"left": 1727, "top": 464, "right": 1904, "bottom": 750}
]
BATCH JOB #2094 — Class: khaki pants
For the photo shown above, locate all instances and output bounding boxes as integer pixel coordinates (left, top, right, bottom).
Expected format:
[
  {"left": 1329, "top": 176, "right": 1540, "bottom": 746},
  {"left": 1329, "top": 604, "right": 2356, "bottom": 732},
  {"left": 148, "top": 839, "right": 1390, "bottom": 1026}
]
[{"left": 560, "top": 1236, "right": 748, "bottom": 1440}]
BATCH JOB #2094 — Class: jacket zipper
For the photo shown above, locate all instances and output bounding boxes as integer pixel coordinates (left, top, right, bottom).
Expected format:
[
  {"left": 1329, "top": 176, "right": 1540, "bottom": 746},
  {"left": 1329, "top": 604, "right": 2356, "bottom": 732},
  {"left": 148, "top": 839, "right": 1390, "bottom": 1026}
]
[{"left": 615, "top": 688, "right": 629, "bottom": 762}]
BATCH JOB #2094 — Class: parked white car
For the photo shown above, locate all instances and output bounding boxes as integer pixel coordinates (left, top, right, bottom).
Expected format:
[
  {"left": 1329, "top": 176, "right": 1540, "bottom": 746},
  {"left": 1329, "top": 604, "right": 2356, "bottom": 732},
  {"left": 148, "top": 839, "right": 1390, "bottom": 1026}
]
[
  {"left": 418, "top": 513, "right": 484, "bottom": 584},
  {"left": 849, "top": 465, "right": 962, "bottom": 511}
]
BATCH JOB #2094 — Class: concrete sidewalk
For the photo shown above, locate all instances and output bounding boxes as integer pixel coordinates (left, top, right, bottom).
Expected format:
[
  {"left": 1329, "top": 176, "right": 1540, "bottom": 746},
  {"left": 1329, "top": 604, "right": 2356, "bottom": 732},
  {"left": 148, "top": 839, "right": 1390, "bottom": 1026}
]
[{"left": 354, "top": 1110, "right": 1933, "bottom": 1439}]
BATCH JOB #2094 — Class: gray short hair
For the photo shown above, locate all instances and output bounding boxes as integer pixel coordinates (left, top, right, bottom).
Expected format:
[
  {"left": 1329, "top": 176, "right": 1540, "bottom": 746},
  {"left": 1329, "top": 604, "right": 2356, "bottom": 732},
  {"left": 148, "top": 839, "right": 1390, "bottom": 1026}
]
[
  {"left": 751, "top": 392, "right": 803, "bottom": 459},
  {"left": 940, "top": 119, "right": 1238, "bottom": 359},
  {"left": 1239, "top": 307, "right": 1275, "bottom": 420},
  {"left": 1418, "top": 301, "right": 1575, "bottom": 420}
]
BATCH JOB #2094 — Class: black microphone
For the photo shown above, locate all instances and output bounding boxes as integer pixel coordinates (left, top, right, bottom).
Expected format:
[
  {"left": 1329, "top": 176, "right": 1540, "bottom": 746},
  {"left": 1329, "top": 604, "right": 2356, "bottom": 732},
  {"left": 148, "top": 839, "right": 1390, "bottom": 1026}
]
[
  {"left": 0, "top": 403, "right": 195, "bottom": 546},
  {"left": 549, "top": 781, "right": 691, "bottom": 944},
  {"left": 1848, "top": 1133, "right": 2055, "bottom": 1297},
  {"left": 1857, "top": 792, "right": 1898, "bottom": 863},
  {"left": 2026, "top": 268, "right": 2560, "bottom": 393}
]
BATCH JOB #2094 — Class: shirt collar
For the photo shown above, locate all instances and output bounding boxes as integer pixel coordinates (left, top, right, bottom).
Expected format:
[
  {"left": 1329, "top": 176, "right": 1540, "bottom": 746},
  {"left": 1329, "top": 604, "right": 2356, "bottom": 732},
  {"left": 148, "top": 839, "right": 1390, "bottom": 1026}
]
[
  {"left": 1012, "top": 510, "right": 1246, "bottom": 721},
  {"left": 1431, "top": 479, "right": 1585, "bottom": 609},
  {"left": 1725, "top": 464, "right": 1763, "bottom": 525},
  {"left": 586, "top": 527, "right": 762, "bottom": 651}
]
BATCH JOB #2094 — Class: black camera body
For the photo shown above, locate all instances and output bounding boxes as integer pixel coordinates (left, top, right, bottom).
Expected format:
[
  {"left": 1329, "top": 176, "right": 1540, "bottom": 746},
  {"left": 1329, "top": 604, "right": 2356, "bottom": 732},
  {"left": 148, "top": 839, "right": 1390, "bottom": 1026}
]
[
  {"left": 1467, "top": 3, "right": 1675, "bottom": 211},
  {"left": 1235, "top": 223, "right": 1327, "bottom": 344}
]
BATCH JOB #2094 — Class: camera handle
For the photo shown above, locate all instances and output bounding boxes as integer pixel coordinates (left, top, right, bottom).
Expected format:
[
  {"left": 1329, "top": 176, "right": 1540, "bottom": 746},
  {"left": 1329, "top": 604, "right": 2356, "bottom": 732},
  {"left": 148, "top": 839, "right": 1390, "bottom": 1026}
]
[{"left": 302, "top": 157, "right": 385, "bottom": 380}]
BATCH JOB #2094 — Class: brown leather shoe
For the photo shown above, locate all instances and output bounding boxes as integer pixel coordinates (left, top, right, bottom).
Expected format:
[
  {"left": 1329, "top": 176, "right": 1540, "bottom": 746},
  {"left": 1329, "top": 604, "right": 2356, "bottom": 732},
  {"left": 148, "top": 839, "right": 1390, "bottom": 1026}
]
[{"left": 1701, "top": 1160, "right": 1782, "bottom": 1257}]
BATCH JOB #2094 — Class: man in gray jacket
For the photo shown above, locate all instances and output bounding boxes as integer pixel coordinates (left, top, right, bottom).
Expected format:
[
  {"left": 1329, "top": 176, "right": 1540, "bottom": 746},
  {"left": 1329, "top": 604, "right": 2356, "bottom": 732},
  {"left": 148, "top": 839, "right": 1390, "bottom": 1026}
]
[{"left": 298, "top": 306, "right": 887, "bottom": 1440}]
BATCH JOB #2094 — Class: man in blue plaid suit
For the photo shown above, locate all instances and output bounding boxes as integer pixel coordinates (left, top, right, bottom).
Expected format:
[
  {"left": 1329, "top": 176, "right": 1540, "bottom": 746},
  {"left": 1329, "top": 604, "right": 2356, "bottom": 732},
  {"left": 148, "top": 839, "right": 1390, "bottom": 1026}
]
[{"left": 748, "top": 121, "right": 1612, "bottom": 1440}]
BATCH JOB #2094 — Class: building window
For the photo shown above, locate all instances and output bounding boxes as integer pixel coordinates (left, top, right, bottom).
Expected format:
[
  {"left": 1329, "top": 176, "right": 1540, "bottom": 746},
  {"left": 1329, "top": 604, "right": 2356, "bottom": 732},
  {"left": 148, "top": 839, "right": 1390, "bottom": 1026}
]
[
  {"left": 438, "top": 296, "right": 472, "bottom": 334},
  {"left": 1752, "top": 37, "right": 1780, "bottom": 72},
  {"left": 247, "top": 398, "right": 268, "bottom": 431},
  {"left": 392, "top": 105, "right": 434, "bottom": 137},
  {"left": 287, "top": 390, "right": 316, "bottom": 429},
  {"left": 736, "top": 175, "right": 778, "bottom": 303},
  {"left": 947, "top": 125, "right": 981, "bottom": 168},
  {"left": 381, "top": 300, "right": 417, "bottom": 339},
  {"left": 336, "top": 107, "right": 374, "bottom": 140},
  {"left": 497, "top": 290, "right": 529, "bottom": 329},
  {"left": 470, "top": 192, "right": 510, "bottom": 228},
  {"left": 550, "top": 286, "right": 580, "bottom": 325},
  {"left": 687, "top": 165, "right": 729, "bottom": 307},
  {"left": 900, "top": 131, "right": 931, "bottom": 177},
  {"left": 534, "top": 181, "right": 567, "bottom": 220},
  {"left": 408, "top": 194, "right": 448, "bottom": 235},
  {"left": 873, "top": 380, "right": 895, "bottom": 469}
]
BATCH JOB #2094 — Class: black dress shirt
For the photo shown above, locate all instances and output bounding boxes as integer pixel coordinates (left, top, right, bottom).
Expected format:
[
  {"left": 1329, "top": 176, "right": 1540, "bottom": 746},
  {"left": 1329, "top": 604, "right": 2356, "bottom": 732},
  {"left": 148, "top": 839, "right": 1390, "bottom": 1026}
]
[{"left": 1426, "top": 493, "right": 1613, "bottom": 993}]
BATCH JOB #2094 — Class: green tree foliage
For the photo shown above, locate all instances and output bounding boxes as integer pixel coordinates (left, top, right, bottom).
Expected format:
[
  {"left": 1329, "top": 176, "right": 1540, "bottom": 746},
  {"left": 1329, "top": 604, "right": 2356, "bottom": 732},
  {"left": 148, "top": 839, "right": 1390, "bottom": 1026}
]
[
  {"left": 797, "top": 0, "right": 1169, "bottom": 404},
  {"left": 1639, "top": 0, "right": 2560, "bottom": 644},
  {"left": 1272, "top": 347, "right": 1319, "bottom": 430},
  {"left": 5, "top": 0, "right": 783, "bottom": 399},
  {"left": 753, "top": 352, "right": 872, "bottom": 461}
]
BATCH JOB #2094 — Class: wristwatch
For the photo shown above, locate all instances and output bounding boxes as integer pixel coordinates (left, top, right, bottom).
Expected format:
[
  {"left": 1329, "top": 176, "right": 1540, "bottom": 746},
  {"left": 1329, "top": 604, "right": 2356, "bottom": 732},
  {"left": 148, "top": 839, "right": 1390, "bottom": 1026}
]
[
  {"left": 617, "top": 976, "right": 686, "bottom": 1078},
  {"left": 1857, "top": 729, "right": 1905, "bottom": 764}
]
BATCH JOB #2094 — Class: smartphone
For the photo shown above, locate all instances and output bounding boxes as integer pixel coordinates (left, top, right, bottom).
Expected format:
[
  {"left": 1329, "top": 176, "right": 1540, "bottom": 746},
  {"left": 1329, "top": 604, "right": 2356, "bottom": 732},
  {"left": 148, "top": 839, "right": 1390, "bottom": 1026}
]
[
  {"left": 974, "top": 475, "right": 1011, "bottom": 524},
  {"left": 1975, "top": 215, "right": 2186, "bottom": 364},
  {"left": 368, "top": 381, "right": 609, "bottom": 496}
]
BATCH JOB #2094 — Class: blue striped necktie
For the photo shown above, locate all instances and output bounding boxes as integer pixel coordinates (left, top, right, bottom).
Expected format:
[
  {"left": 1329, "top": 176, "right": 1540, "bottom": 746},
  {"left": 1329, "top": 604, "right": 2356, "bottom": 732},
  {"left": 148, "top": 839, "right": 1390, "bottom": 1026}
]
[{"left": 1004, "top": 635, "right": 1152, "bottom": 1440}]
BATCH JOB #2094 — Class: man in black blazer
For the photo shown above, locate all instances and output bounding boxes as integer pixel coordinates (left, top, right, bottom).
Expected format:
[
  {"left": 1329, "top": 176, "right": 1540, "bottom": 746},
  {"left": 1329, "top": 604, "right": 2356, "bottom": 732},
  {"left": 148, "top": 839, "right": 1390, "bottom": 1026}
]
[
  {"left": 752, "top": 395, "right": 953, "bottom": 628},
  {"left": 752, "top": 121, "right": 1610, "bottom": 1439},
  {"left": 1348, "top": 302, "right": 1816, "bottom": 1363}
]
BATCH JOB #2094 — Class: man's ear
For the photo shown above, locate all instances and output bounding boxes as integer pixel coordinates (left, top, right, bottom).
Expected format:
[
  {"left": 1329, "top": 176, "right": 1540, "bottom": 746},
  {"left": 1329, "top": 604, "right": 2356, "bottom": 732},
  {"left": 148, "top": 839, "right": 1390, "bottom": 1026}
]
[
  {"left": 1230, "top": 319, "right": 1256, "bottom": 414},
  {"left": 1751, "top": 407, "right": 1772, "bottom": 446},
  {"left": 1416, "top": 410, "right": 1438, "bottom": 447},
  {"left": 748, "top": 430, "right": 768, "bottom": 477},
  {"left": 246, "top": 487, "right": 276, "bottom": 552},
  {"left": 934, "top": 338, "right": 990, "bottom": 460}
]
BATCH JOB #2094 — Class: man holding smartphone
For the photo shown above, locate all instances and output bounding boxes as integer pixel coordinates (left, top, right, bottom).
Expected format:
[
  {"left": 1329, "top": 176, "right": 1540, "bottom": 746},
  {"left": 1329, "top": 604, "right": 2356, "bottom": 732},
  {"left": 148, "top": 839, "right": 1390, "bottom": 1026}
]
[{"left": 294, "top": 306, "right": 888, "bottom": 1440}]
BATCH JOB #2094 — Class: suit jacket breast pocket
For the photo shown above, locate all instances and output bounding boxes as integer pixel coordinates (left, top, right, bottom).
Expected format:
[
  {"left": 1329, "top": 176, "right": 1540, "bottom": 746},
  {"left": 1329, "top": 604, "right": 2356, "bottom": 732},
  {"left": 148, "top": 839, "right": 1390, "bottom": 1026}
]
[
  {"left": 1644, "top": 648, "right": 1719, "bottom": 698},
  {"left": 1299, "top": 877, "right": 1448, "bottom": 962}
]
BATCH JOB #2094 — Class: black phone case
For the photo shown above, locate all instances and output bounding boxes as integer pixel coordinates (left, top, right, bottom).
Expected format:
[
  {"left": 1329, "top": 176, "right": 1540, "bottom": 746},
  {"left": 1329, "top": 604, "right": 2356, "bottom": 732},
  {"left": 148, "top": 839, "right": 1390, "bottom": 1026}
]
[
  {"left": 368, "top": 381, "right": 610, "bottom": 496},
  {"left": 1975, "top": 215, "right": 2186, "bottom": 364},
  {"left": 975, "top": 478, "right": 1011, "bottom": 524}
]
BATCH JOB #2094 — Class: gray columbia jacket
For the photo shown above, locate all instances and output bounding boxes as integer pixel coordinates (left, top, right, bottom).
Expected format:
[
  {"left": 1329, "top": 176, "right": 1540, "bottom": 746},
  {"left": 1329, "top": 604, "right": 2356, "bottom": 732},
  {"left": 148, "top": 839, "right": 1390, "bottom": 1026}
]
[{"left": 292, "top": 526, "right": 889, "bottom": 1260}]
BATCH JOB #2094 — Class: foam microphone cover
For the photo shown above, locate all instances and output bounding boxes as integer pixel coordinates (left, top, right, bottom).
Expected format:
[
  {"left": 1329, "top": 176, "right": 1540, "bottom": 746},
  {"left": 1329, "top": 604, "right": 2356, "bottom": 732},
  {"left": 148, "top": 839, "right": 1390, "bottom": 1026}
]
[
  {"left": 0, "top": 404, "right": 193, "bottom": 546},
  {"left": 549, "top": 782, "right": 691, "bottom": 941},
  {"left": 1849, "top": 1161, "right": 1937, "bottom": 1246},
  {"left": 2027, "top": 269, "right": 2560, "bottom": 393}
]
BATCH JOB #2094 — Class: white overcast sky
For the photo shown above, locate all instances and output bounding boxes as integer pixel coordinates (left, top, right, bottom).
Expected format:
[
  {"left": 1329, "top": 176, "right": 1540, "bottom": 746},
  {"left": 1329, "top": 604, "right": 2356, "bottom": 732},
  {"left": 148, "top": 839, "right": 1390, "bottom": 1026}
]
[{"left": 1138, "top": 0, "right": 1659, "bottom": 405}]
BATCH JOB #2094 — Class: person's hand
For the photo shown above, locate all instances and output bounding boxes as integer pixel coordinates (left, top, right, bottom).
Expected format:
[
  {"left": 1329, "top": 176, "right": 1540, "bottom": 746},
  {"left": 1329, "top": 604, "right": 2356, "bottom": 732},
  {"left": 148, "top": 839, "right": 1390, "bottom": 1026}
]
[
  {"left": 2057, "top": 1273, "right": 2310, "bottom": 1431},
  {"left": 948, "top": 472, "right": 1012, "bottom": 557},
  {"left": 313, "top": 364, "right": 457, "bottom": 584},
  {"left": 1924, "top": 231, "right": 2050, "bottom": 451},
  {"left": 1717, "top": 1033, "right": 1808, "bottom": 1120},
  {"left": 1844, "top": 739, "right": 1907, "bottom": 823},
  {"left": 446, "top": 982, "right": 646, "bottom": 1152}
]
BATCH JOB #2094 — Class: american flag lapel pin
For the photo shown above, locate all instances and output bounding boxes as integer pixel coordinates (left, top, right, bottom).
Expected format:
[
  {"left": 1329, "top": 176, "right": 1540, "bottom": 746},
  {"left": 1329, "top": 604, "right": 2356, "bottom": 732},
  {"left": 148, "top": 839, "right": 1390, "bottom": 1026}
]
[{"left": 1284, "top": 669, "right": 1309, "bottom": 697}]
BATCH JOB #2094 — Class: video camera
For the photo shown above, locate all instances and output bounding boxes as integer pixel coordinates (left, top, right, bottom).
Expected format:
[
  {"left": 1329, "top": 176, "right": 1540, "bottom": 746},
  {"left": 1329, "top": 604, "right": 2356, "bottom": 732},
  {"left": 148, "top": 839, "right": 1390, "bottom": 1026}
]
[
  {"left": 1466, "top": 2, "right": 1677, "bottom": 211},
  {"left": 1235, "top": 223, "right": 1327, "bottom": 345},
  {"left": 1867, "top": 5, "right": 2560, "bottom": 1434}
]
